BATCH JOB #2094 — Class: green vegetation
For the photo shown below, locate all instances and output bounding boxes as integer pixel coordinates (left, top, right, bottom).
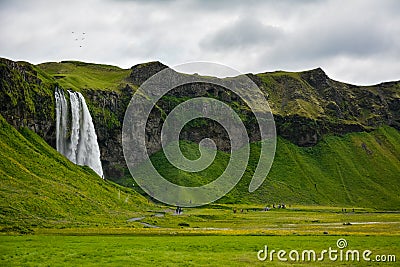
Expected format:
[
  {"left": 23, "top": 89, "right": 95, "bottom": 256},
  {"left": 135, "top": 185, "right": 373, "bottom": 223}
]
[
  {"left": 257, "top": 71, "right": 322, "bottom": 118},
  {"left": 149, "top": 140, "right": 229, "bottom": 187},
  {"left": 37, "top": 61, "right": 132, "bottom": 92},
  {"left": 145, "top": 126, "right": 400, "bottom": 209},
  {"left": 1, "top": 235, "right": 399, "bottom": 266},
  {"left": 0, "top": 59, "right": 56, "bottom": 122},
  {"left": 0, "top": 114, "right": 150, "bottom": 232},
  {"left": 255, "top": 126, "right": 400, "bottom": 208},
  {"left": 87, "top": 103, "right": 121, "bottom": 130},
  {"left": 257, "top": 68, "right": 399, "bottom": 129}
]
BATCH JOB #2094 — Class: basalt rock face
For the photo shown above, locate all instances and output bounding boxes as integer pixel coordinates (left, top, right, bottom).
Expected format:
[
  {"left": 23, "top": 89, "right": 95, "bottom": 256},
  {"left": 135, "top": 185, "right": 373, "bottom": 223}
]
[{"left": 1, "top": 58, "right": 399, "bottom": 180}]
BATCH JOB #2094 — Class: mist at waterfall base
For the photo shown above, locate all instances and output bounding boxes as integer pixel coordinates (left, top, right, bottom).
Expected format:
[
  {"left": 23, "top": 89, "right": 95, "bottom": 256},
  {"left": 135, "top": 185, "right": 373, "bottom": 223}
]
[{"left": 55, "top": 89, "right": 104, "bottom": 178}]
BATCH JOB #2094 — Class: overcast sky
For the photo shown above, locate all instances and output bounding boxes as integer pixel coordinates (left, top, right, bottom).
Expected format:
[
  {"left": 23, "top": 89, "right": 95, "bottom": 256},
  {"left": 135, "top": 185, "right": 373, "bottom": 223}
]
[{"left": 0, "top": 0, "right": 399, "bottom": 85}]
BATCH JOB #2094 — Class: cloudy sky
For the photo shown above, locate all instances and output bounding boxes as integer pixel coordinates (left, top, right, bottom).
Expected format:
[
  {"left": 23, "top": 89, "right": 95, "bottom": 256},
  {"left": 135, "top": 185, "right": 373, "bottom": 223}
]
[{"left": 0, "top": 0, "right": 399, "bottom": 85}]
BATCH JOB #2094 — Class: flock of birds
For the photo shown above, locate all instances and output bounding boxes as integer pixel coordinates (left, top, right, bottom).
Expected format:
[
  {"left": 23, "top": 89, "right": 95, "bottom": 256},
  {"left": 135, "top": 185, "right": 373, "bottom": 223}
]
[{"left": 71, "top": 31, "right": 86, "bottom": 48}]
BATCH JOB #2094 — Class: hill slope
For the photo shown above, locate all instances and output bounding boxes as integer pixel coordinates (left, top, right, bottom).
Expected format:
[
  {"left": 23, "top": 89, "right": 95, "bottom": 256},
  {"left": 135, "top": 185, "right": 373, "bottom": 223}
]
[
  {"left": 0, "top": 114, "right": 150, "bottom": 232},
  {"left": 144, "top": 127, "right": 400, "bottom": 209}
]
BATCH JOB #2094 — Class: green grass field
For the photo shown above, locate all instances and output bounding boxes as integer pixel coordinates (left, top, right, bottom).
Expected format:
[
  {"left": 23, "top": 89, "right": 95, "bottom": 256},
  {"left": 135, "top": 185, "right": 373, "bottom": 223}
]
[
  {"left": 1, "top": 235, "right": 398, "bottom": 266},
  {"left": 30, "top": 206, "right": 400, "bottom": 237},
  {"left": 2, "top": 203, "right": 399, "bottom": 265}
]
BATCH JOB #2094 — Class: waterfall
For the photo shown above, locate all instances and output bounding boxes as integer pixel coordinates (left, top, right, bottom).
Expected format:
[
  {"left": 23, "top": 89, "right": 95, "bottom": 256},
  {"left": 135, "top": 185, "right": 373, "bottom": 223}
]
[
  {"left": 55, "top": 88, "right": 104, "bottom": 178},
  {"left": 55, "top": 88, "right": 68, "bottom": 155}
]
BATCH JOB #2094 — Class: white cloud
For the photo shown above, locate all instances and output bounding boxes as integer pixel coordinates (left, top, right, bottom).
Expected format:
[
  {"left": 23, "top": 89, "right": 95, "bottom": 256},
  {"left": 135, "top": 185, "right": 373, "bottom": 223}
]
[{"left": 0, "top": 0, "right": 399, "bottom": 85}]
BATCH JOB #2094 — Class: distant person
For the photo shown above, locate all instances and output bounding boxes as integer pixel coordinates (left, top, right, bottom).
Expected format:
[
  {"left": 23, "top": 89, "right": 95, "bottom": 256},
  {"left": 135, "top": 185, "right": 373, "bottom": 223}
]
[{"left": 176, "top": 206, "right": 182, "bottom": 215}]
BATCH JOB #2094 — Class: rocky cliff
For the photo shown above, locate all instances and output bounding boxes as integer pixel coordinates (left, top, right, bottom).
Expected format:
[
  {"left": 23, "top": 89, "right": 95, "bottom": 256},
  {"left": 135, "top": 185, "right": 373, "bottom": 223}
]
[
  {"left": 0, "top": 58, "right": 57, "bottom": 145},
  {"left": 261, "top": 68, "right": 400, "bottom": 145},
  {"left": 0, "top": 58, "right": 399, "bottom": 180}
]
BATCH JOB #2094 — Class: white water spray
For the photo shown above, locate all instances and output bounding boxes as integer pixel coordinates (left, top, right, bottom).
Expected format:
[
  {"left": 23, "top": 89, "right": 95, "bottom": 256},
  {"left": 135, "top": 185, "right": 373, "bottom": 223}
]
[{"left": 55, "top": 88, "right": 104, "bottom": 178}]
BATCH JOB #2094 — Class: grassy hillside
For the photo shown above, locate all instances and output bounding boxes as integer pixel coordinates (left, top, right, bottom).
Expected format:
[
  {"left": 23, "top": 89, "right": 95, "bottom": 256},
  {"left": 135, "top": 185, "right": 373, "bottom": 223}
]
[
  {"left": 37, "top": 61, "right": 132, "bottom": 92},
  {"left": 137, "top": 127, "right": 400, "bottom": 209},
  {"left": 0, "top": 114, "right": 150, "bottom": 232}
]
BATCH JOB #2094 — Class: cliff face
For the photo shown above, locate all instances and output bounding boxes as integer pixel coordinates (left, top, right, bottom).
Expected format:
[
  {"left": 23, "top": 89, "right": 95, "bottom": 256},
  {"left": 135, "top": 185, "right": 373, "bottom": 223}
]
[
  {"left": 258, "top": 68, "right": 400, "bottom": 146},
  {"left": 1, "top": 58, "right": 399, "bottom": 180},
  {"left": 82, "top": 86, "right": 132, "bottom": 178},
  {"left": 0, "top": 58, "right": 56, "bottom": 146}
]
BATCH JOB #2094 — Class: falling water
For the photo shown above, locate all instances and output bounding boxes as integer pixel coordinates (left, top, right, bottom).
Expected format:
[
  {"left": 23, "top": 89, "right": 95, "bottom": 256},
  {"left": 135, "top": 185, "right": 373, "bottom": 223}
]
[
  {"left": 68, "top": 91, "right": 80, "bottom": 163},
  {"left": 55, "top": 88, "right": 68, "bottom": 155},
  {"left": 55, "top": 88, "right": 104, "bottom": 178}
]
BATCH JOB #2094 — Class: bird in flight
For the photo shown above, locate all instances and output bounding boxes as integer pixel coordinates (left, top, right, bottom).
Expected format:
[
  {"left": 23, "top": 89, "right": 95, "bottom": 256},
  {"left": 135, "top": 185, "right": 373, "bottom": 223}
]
[{"left": 71, "top": 31, "right": 87, "bottom": 47}]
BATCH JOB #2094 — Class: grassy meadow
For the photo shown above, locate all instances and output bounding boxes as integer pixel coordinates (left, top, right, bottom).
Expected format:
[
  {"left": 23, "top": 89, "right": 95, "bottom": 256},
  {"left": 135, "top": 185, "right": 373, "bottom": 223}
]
[
  {"left": 1, "top": 202, "right": 399, "bottom": 266},
  {"left": 1, "top": 226, "right": 399, "bottom": 266}
]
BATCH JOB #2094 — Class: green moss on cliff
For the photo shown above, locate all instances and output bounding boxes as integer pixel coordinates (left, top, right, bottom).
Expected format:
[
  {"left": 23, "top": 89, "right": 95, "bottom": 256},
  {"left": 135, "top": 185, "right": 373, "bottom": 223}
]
[
  {"left": 0, "top": 59, "right": 57, "bottom": 126},
  {"left": 87, "top": 104, "right": 121, "bottom": 130}
]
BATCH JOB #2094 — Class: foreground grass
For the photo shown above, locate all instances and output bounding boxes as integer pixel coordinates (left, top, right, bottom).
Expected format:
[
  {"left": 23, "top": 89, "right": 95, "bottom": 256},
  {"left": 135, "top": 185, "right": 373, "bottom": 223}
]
[{"left": 1, "top": 235, "right": 398, "bottom": 266}]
